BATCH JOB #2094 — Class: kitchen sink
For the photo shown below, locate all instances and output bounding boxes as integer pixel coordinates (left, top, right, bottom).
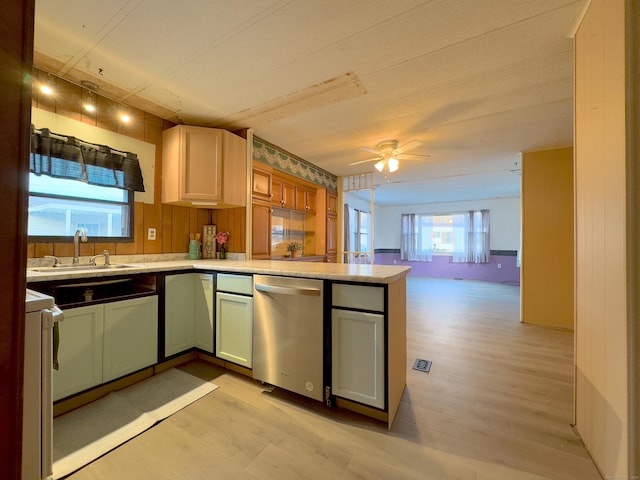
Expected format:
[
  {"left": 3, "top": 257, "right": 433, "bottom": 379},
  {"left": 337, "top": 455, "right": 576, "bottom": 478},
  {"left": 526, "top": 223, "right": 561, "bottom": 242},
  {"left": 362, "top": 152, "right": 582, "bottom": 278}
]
[{"left": 30, "top": 264, "right": 136, "bottom": 273}]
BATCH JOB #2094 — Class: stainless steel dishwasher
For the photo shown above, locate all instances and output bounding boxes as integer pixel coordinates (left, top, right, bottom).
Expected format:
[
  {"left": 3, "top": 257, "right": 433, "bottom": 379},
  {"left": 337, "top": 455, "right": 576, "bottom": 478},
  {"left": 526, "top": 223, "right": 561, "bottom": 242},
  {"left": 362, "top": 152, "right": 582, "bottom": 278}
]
[{"left": 253, "top": 274, "right": 324, "bottom": 401}]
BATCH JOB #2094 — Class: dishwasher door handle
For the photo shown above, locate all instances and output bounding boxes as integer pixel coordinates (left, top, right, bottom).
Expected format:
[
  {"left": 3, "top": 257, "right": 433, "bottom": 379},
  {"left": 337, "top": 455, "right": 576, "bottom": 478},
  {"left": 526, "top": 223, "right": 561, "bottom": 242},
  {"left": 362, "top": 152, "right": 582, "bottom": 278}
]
[{"left": 255, "top": 283, "right": 321, "bottom": 296}]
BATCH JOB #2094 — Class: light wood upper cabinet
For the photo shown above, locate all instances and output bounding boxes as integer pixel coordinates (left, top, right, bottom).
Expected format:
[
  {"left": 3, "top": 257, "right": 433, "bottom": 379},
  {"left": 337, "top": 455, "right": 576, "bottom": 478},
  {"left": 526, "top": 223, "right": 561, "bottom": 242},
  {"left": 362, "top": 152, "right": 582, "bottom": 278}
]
[{"left": 162, "top": 125, "right": 246, "bottom": 207}]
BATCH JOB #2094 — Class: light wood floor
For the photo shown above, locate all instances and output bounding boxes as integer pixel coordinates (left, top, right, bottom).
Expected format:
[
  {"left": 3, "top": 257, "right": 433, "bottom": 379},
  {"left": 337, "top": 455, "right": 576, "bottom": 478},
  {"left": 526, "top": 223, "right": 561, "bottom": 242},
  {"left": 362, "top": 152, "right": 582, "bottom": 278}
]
[{"left": 66, "top": 278, "right": 602, "bottom": 480}]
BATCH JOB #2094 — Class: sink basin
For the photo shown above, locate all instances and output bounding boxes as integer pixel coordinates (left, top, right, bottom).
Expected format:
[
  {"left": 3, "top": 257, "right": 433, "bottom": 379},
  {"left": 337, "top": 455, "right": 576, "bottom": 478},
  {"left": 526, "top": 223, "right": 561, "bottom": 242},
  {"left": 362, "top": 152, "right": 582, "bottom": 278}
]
[{"left": 30, "top": 264, "right": 136, "bottom": 273}]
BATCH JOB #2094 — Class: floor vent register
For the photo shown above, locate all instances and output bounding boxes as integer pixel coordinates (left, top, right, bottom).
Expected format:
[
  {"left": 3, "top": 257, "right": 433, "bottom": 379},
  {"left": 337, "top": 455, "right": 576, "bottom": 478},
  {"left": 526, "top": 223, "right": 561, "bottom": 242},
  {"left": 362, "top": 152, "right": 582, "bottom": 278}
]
[{"left": 412, "top": 358, "right": 432, "bottom": 373}]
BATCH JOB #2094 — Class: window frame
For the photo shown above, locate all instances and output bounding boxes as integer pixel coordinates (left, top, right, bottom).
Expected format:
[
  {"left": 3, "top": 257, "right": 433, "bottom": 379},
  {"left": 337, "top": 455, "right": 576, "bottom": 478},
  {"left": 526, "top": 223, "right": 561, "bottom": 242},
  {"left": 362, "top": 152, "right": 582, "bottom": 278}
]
[{"left": 27, "top": 178, "right": 135, "bottom": 243}]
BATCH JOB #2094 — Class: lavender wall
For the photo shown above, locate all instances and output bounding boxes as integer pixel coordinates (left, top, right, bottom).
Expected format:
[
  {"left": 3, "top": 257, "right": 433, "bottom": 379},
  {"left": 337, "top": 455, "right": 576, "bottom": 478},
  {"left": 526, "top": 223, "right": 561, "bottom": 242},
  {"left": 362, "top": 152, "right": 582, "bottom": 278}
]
[{"left": 375, "top": 251, "right": 520, "bottom": 284}]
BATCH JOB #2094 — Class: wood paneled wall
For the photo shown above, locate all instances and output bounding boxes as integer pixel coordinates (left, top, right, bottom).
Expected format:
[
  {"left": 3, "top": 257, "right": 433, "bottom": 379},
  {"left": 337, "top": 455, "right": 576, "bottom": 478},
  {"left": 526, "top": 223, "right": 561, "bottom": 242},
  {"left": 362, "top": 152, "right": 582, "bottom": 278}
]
[
  {"left": 27, "top": 69, "right": 246, "bottom": 258},
  {"left": 574, "top": 0, "right": 630, "bottom": 476},
  {"left": 521, "top": 147, "right": 573, "bottom": 330}
]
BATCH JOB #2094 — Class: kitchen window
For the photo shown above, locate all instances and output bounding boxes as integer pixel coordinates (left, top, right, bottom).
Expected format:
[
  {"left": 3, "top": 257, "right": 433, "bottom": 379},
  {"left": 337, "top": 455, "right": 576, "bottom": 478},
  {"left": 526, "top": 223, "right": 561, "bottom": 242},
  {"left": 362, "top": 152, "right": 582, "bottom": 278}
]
[
  {"left": 28, "top": 174, "right": 133, "bottom": 240},
  {"left": 28, "top": 126, "right": 144, "bottom": 241}
]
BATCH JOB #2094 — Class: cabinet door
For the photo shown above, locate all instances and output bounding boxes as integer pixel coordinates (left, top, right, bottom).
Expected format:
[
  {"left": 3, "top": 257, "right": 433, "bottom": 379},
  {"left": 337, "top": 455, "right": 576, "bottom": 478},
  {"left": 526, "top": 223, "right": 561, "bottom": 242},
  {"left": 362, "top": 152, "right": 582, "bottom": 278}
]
[
  {"left": 165, "top": 274, "right": 197, "bottom": 356},
  {"left": 251, "top": 202, "right": 272, "bottom": 259},
  {"left": 195, "top": 274, "right": 214, "bottom": 353},
  {"left": 271, "top": 177, "right": 283, "bottom": 206},
  {"left": 294, "top": 187, "right": 307, "bottom": 212},
  {"left": 179, "top": 126, "right": 223, "bottom": 202},
  {"left": 52, "top": 305, "right": 104, "bottom": 401},
  {"left": 282, "top": 182, "right": 295, "bottom": 208},
  {"left": 327, "top": 192, "right": 337, "bottom": 217},
  {"left": 331, "top": 308, "right": 385, "bottom": 409},
  {"left": 103, "top": 296, "right": 158, "bottom": 382},
  {"left": 216, "top": 292, "right": 253, "bottom": 368},
  {"left": 306, "top": 189, "right": 317, "bottom": 214},
  {"left": 327, "top": 214, "right": 337, "bottom": 255},
  {"left": 252, "top": 165, "right": 272, "bottom": 201}
]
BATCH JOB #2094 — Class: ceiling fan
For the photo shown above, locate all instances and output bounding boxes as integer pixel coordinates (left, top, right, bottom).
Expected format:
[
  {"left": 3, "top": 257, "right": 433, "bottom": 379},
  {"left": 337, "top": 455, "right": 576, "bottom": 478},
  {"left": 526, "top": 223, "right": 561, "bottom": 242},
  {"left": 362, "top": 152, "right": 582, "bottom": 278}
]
[{"left": 349, "top": 139, "right": 431, "bottom": 180}]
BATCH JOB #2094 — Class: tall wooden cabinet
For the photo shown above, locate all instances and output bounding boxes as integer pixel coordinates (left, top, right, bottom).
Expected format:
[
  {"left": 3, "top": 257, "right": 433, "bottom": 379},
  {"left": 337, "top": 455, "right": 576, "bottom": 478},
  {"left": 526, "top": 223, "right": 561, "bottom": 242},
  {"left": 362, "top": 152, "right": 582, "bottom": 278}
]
[
  {"left": 251, "top": 162, "right": 335, "bottom": 261},
  {"left": 252, "top": 163, "right": 273, "bottom": 259},
  {"left": 162, "top": 125, "right": 247, "bottom": 207},
  {"left": 326, "top": 191, "right": 338, "bottom": 263}
]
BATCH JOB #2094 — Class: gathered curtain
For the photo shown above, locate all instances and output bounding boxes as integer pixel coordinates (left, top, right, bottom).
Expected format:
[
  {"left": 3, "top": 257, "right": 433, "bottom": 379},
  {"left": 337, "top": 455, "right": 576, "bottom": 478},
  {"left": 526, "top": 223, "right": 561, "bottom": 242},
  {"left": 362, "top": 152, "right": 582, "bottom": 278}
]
[
  {"left": 30, "top": 125, "right": 145, "bottom": 192},
  {"left": 450, "top": 213, "right": 469, "bottom": 263},
  {"left": 470, "top": 209, "right": 490, "bottom": 263},
  {"left": 401, "top": 213, "right": 433, "bottom": 262},
  {"left": 451, "top": 209, "right": 490, "bottom": 263},
  {"left": 403, "top": 210, "right": 490, "bottom": 264}
]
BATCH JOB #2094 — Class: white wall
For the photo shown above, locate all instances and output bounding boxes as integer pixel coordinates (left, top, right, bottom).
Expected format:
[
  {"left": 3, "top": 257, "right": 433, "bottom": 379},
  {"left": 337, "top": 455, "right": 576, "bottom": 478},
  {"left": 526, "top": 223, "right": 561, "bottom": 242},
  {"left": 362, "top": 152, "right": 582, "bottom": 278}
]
[
  {"left": 374, "top": 197, "right": 520, "bottom": 250},
  {"left": 343, "top": 191, "right": 372, "bottom": 213}
]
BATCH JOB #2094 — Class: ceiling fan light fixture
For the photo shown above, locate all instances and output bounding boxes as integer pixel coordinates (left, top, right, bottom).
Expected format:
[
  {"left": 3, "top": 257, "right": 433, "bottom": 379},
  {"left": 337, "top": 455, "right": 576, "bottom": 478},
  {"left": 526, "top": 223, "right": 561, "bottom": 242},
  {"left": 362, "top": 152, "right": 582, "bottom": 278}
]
[
  {"left": 374, "top": 160, "right": 385, "bottom": 172},
  {"left": 388, "top": 157, "right": 399, "bottom": 172}
]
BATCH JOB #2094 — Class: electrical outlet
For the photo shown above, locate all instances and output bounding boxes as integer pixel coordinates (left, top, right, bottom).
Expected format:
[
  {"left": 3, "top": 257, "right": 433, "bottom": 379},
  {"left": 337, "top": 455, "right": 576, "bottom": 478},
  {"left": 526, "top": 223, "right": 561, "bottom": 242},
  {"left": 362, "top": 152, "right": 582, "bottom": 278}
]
[
  {"left": 148, "top": 228, "right": 156, "bottom": 240},
  {"left": 497, "top": 263, "right": 502, "bottom": 269}
]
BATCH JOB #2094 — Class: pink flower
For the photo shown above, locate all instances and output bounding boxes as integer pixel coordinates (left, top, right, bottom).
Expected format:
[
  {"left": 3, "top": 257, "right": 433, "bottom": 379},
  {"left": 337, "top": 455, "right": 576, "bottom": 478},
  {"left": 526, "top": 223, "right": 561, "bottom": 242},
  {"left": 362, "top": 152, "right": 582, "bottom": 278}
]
[{"left": 216, "top": 231, "right": 229, "bottom": 245}]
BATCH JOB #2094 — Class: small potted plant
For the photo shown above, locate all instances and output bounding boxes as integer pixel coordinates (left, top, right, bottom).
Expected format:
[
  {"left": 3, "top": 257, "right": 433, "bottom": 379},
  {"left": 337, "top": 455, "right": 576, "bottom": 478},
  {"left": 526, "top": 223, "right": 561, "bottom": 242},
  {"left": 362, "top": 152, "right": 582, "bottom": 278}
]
[
  {"left": 216, "top": 231, "right": 229, "bottom": 259},
  {"left": 287, "top": 241, "right": 303, "bottom": 258}
]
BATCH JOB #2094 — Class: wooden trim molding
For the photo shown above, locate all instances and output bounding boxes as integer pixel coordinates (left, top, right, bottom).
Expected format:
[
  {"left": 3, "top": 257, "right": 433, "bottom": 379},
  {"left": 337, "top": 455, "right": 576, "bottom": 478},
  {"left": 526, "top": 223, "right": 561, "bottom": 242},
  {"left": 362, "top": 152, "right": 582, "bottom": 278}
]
[
  {"left": 0, "top": 1, "right": 35, "bottom": 477},
  {"left": 625, "top": 0, "right": 640, "bottom": 474}
]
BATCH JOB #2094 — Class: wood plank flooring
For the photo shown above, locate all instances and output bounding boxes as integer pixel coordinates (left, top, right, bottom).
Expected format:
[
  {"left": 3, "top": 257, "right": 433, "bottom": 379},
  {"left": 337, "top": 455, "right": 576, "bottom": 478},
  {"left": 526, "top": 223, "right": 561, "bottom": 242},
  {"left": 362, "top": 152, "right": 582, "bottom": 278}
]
[{"left": 66, "top": 278, "right": 602, "bottom": 480}]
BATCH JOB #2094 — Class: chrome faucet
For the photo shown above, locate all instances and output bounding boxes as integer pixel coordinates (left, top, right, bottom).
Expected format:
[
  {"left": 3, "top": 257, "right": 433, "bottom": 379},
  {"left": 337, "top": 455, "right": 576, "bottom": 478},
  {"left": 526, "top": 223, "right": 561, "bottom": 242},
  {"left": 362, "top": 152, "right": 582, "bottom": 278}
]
[
  {"left": 90, "top": 249, "right": 111, "bottom": 266},
  {"left": 73, "top": 228, "right": 87, "bottom": 264},
  {"left": 44, "top": 255, "right": 61, "bottom": 266}
]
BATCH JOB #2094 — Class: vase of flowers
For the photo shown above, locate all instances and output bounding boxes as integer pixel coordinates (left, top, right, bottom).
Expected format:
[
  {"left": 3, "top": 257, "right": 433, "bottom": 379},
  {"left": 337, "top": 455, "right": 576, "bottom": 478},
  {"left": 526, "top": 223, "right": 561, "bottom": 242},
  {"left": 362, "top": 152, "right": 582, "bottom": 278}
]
[
  {"left": 287, "top": 241, "right": 303, "bottom": 258},
  {"left": 216, "top": 231, "right": 229, "bottom": 259}
]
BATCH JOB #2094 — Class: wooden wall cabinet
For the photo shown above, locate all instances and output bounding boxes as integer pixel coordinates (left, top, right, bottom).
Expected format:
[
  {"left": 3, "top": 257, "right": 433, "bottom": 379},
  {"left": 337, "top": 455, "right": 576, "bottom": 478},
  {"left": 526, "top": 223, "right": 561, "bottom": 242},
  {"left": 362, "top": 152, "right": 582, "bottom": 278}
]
[
  {"left": 251, "top": 163, "right": 333, "bottom": 260},
  {"left": 162, "top": 125, "right": 247, "bottom": 208},
  {"left": 295, "top": 187, "right": 316, "bottom": 213},
  {"left": 252, "top": 163, "right": 273, "bottom": 259},
  {"left": 252, "top": 164, "right": 272, "bottom": 201},
  {"left": 326, "top": 191, "right": 337, "bottom": 262},
  {"left": 251, "top": 202, "right": 272, "bottom": 259},
  {"left": 327, "top": 191, "right": 337, "bottom": 217},
  {"left": 272, "top": 176, "right": 295, "bottom": 208}
]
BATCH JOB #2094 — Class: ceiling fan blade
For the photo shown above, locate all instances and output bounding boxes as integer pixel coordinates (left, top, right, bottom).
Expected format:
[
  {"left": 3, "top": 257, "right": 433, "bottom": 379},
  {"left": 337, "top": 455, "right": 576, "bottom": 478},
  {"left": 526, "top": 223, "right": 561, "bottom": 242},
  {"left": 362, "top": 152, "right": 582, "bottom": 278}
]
[
  {"left": 397, "top": 153, "right": 431, "bottom": 159},
  {"left": 395, "top": 139, "right": 423, "bottom": 154},
  {"left": 360, "top": 147, "right": 380, "bottom": 154},
  {"left": 349, "top": 157, "right": 381, "bottom": 166}
]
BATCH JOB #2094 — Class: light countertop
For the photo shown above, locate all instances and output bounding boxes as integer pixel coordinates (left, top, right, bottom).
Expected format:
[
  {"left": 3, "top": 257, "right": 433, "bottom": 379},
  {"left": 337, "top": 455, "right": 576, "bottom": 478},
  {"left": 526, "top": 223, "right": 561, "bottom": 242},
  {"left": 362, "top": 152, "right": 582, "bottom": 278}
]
[{"left": 26, "top": 258, "right": 411, "bottom": 284}]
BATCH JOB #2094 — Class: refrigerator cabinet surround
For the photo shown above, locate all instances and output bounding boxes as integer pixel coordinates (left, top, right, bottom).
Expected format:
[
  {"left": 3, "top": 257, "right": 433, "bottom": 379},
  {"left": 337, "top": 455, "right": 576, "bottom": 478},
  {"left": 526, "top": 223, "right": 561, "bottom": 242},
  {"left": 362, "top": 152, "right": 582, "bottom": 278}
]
[{"left": 252, "top": 275, "right": 324, "bottom": 401}]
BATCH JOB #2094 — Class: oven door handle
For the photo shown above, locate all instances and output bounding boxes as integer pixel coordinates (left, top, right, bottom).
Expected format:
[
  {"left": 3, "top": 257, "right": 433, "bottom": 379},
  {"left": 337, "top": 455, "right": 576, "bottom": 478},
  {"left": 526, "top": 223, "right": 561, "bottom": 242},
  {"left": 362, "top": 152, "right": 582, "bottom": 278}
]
[{"left": 255, "top": 283, "right": 321, "bottom": 296}]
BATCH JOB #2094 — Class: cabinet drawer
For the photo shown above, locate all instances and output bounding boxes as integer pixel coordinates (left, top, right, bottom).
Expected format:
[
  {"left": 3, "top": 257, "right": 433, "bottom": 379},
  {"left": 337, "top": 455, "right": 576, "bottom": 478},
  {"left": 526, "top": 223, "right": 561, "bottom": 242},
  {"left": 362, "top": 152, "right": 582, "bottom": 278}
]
[
  {"left": 217, "top": 274, "right": 253, "bottom": 295},
  {"left": 332, "top": 284, "right": 384, "bottom": 312}
]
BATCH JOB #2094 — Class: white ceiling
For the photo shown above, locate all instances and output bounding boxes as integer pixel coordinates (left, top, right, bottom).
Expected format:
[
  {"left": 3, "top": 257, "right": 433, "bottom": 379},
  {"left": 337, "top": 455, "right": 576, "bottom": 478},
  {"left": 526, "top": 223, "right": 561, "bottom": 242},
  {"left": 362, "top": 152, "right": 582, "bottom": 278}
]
[{"left": 33, "top": 0, "right": 584, "bottom": 206}]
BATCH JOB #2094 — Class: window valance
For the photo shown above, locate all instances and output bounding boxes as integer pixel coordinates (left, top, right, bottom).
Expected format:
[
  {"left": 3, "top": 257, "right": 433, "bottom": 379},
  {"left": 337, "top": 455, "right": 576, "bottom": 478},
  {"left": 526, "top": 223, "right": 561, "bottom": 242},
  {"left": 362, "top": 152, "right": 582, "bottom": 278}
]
[{"left": 30, "top": 125, "right": 145, "bottom": 192}]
